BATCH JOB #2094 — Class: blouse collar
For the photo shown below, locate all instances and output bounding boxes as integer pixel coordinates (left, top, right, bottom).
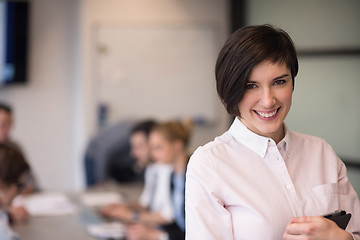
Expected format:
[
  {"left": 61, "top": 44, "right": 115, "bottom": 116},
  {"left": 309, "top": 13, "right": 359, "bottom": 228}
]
[{"left": 228, "top": 117, "right": 291, "bottom": 158}]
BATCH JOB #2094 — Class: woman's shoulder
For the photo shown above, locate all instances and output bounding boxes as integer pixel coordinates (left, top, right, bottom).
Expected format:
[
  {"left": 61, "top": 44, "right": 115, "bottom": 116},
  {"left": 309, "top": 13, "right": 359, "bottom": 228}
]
[
  {"left": 290, "top": 130, "right": 326, "bottom": 142},
  {"left": 289, "top": 130, "right": 333, "bottom": 150},
  {"left": 188, "top": 131, "right": 234, "bottom": 167},
  {"left": 193, "top": 131, "right": 233, "bottom": 154}
]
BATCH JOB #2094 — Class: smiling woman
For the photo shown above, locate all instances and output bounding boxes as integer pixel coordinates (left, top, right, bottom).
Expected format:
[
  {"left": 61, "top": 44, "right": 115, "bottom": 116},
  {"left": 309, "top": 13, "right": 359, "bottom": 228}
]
[
  {"left": 238, "top": 61, "right": 293, "bottom": 143},
  {"left": 185, "top": 24, "right": 360, "bottom": 240}
]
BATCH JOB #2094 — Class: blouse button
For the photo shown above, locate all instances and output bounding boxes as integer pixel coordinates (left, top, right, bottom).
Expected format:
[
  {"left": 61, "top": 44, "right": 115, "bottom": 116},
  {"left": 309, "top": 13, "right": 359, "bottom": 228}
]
[{"left": 286, "top": 184, "right": 292, "bottom": 190}]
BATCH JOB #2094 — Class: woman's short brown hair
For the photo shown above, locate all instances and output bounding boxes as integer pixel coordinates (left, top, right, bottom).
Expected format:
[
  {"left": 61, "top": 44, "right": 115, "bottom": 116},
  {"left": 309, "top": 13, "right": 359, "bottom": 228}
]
[
  {"left": 215, "top": 24, "right": 298, "bottom": 116},
  {"left": 0, "top": 143, "right": 30, "bottom": 185},
  {"left": 151, "top": 121, "right": 192, "bottom": 148}
]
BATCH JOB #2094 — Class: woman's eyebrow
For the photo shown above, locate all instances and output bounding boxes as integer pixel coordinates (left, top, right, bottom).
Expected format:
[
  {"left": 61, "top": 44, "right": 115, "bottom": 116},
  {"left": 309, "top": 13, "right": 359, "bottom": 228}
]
[
  {"left": 248, "top": 74, "right": 290, "bottom": 83},
  {"left": 273, "top": 74, "right": 289, "bottom": 80}
]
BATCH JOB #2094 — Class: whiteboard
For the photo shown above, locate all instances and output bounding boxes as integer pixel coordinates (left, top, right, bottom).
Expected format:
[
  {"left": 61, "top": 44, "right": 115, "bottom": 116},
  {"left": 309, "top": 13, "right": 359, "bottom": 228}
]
[{"left": 93, "top": 24, "right": 219, "bottom": 124}]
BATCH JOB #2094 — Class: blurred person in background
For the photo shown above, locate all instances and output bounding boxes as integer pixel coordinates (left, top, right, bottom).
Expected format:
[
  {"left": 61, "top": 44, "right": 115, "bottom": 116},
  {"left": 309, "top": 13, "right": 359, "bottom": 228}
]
[
  {"left": 0, "top": 103, "right": 12, "bottom": 145},
  {"left": 0, "top": 103, "right": 21, "bottom": 150},
  {"left": 100, "top": 120, "right": 175, "bottom": 227},
  {"left": 85, "top": 119, "right": 159, "bottom": 186},
  {"left": 0, "top": 142, "right": 30, "bottom": 239},
  {"left": 129, "top": 120, "right": 158, "bottom": 180},
  {"left": 0, "top": 102, "right": 38, "bottom": 225},
  {"left": 126, "top": 120, "right": 192, "bottom": 240},
  {"left": 84, "top": 120, "right": 137, "bottom": 186}
]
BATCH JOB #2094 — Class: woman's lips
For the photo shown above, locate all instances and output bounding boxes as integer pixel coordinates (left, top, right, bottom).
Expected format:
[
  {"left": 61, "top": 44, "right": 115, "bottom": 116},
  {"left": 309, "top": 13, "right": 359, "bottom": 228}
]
[{"left": 254, "top": 107, "right": 280, "bottom": 119}]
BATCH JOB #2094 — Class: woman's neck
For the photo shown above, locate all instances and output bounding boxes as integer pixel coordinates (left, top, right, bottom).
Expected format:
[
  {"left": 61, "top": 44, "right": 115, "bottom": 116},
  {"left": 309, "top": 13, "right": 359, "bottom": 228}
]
[{"left": 173, "top": 151, "right": 188, "bottom": 175}]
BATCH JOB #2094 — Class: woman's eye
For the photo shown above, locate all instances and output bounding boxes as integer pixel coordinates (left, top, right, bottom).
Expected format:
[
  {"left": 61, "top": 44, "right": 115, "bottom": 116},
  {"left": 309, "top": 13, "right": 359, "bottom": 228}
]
[
  {"left": 274, "top": 80, "right": 286, "bottom": 85},
  {"left": 246, "top": 83, "right": 257, "bottom": 89}
]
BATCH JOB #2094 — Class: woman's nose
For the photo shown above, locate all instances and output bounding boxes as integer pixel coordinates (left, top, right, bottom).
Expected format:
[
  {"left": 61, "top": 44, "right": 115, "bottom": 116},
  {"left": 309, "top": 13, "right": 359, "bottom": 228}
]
[{"left": 260, "top": 88, "right": 276, "bottom": 108}]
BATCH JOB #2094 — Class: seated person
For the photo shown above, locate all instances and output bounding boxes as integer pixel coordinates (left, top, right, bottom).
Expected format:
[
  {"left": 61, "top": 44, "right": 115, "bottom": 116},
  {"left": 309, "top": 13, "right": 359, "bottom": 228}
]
[
  {"left": 126, "top": 120, "right": 192, "bottom": 240},
  {"left": 85, "top": 120, "right": 156, "bottom": 186},
  {"left": 0, "top": 142, "right": 30, "bottom": 240},
  {"left": 128, "top": 120, "right": 158, "bottom": 181},
  {"left": 0, "top": 102, "right": 38, "bottom": 193},
  {"left": 100, "top": 120, "right": 175, "bottom": 226},
  {"left": 0, "top": 102, "right": 15, "bottom": 146},
  {"left": 84, "top": 120, "right": 136, "bottom": 186},
  {"left": 0, "top": 102, "right": 38, "bottom": 224}
]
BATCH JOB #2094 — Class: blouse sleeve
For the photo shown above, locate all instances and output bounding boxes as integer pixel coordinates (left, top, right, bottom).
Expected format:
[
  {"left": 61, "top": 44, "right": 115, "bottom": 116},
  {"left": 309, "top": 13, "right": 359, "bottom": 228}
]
[
  {"left": 185, "top": 147, "right": 234, "bottom": 239},
  {"left": 139, "top": 165, "right": 155, "bottom": 208},
  {"left": 337, "top": 157, "right": 360, "bottom": 239}
]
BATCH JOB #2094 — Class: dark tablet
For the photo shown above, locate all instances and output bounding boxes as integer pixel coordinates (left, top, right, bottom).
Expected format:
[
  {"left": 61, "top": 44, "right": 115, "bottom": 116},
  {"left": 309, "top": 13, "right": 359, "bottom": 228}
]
[{"left": 323, "top": 210, "right": 351, "bottom": 230}]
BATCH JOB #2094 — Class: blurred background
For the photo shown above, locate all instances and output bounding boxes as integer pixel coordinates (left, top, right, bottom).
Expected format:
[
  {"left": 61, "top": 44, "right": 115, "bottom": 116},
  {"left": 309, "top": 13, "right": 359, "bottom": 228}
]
[{"left": 0, "top": 0, "right": 359, "bottom": 194}]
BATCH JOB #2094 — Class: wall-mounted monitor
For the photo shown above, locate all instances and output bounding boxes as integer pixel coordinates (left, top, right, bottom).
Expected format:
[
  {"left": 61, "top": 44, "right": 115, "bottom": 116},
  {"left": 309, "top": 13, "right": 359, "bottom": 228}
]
[{"left": 0, "top": 1, "right": 29, "bottom": 86}]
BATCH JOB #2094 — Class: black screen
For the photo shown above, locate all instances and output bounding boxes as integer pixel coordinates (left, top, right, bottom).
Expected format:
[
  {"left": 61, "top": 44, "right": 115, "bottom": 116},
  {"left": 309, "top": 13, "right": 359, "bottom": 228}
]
[{"left": 0, "top": 1, "right": 29, "bottom": 86}]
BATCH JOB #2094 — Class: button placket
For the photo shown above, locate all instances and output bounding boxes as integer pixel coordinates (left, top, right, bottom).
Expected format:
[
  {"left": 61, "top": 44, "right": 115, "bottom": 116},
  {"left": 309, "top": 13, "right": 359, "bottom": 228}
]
[{"left": 270, "top": 145, "right": 302, "bottom": 216}]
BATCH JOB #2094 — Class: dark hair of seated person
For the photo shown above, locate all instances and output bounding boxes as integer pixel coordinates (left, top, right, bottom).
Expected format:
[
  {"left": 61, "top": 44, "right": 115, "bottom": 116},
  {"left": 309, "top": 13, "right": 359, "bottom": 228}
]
[{"left": 0, "top": 142, "right": 30, "bottom": 185}]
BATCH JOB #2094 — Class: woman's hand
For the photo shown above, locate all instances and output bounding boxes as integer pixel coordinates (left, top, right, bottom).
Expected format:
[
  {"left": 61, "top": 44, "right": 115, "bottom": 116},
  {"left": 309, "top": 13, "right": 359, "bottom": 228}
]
[
  {"left": 99, "top": 203, "right": 133, "bottom": 221},
  {"left": 126, "top": 223, "right": 161, "bottom": 240},
  {"left": 283, "top": 216, "right": 353, "bottom": 240},
  {"left": 7, "top": 206, "right": 29, "bottom": 224}
]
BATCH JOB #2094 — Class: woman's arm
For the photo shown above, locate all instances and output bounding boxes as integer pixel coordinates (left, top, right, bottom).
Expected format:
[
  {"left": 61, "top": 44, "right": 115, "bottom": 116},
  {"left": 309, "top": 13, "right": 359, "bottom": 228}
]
[
  {"left": 185, "top": 149, "right": 233, "bottom": 239},
  {"left": 134, "top": 210, "right": 171, "bottom": 226},
  {"left": 99, "top": 203, "right": 170, "bottom": 226}
]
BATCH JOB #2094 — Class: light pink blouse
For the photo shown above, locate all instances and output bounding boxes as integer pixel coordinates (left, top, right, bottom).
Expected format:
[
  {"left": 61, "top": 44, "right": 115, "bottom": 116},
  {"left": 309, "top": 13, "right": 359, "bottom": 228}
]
[{"left": 185, "top": 118, "right": 360, "bottom": 239}]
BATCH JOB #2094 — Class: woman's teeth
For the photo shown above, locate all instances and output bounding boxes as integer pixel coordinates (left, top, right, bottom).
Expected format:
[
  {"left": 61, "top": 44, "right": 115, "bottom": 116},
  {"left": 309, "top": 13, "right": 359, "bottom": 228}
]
[{"left": 256, "top": 109, "right": 278, "bottom": 118}]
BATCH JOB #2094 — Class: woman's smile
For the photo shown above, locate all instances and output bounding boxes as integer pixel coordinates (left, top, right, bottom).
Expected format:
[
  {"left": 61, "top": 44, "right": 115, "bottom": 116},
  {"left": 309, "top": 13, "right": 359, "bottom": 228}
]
[{"left": 253, "top": 107, "right": 280, "bottom": 120}]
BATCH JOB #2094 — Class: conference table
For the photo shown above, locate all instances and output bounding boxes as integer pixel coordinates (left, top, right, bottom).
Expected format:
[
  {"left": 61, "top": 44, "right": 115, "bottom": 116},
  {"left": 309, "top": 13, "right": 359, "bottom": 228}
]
[{"left": 12, "top": 182, "right": 143, "bottom": 240}]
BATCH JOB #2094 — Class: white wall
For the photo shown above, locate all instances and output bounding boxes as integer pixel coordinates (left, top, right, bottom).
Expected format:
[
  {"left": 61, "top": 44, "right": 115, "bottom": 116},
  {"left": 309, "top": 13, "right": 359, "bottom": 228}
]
[
  {"left": 0, "top": 0, "right": 230, "bottom": 191},
  {"left": 0, "top": 0, "right": 80, "bottom": 191},
  {"left": 247, "top": 0, "right": 360, "bottom": 49}
]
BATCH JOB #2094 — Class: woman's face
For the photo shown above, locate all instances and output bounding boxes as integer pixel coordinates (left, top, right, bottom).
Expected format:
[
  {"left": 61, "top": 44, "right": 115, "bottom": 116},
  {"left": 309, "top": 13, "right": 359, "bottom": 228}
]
[
  {"left": 130, "top": 132, "right": 151, "bottom": 167},
  {"left": 149, "top": 131, "right": 177, "bottom": 165},
  {"left": 0, "top": 110, "right": 12, "bottom": 142},
  {"left": 237, "top": 60, "right": 293, "bottom": 143}
]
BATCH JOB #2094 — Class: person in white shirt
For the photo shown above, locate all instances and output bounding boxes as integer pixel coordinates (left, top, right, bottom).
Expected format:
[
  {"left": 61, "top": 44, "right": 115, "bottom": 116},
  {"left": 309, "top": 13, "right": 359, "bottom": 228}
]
[
  {"left": 100, "top": 120, "right": 174, "bottom": 226},
  {"left": 185, "top": 24, "right": 360, "bottom": 240},
  {"left": 0, "top": 142, "right": 30, "bottom": 240},
  {"left": 127, "top": 120, "right": 191, "bottom": 240}
]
